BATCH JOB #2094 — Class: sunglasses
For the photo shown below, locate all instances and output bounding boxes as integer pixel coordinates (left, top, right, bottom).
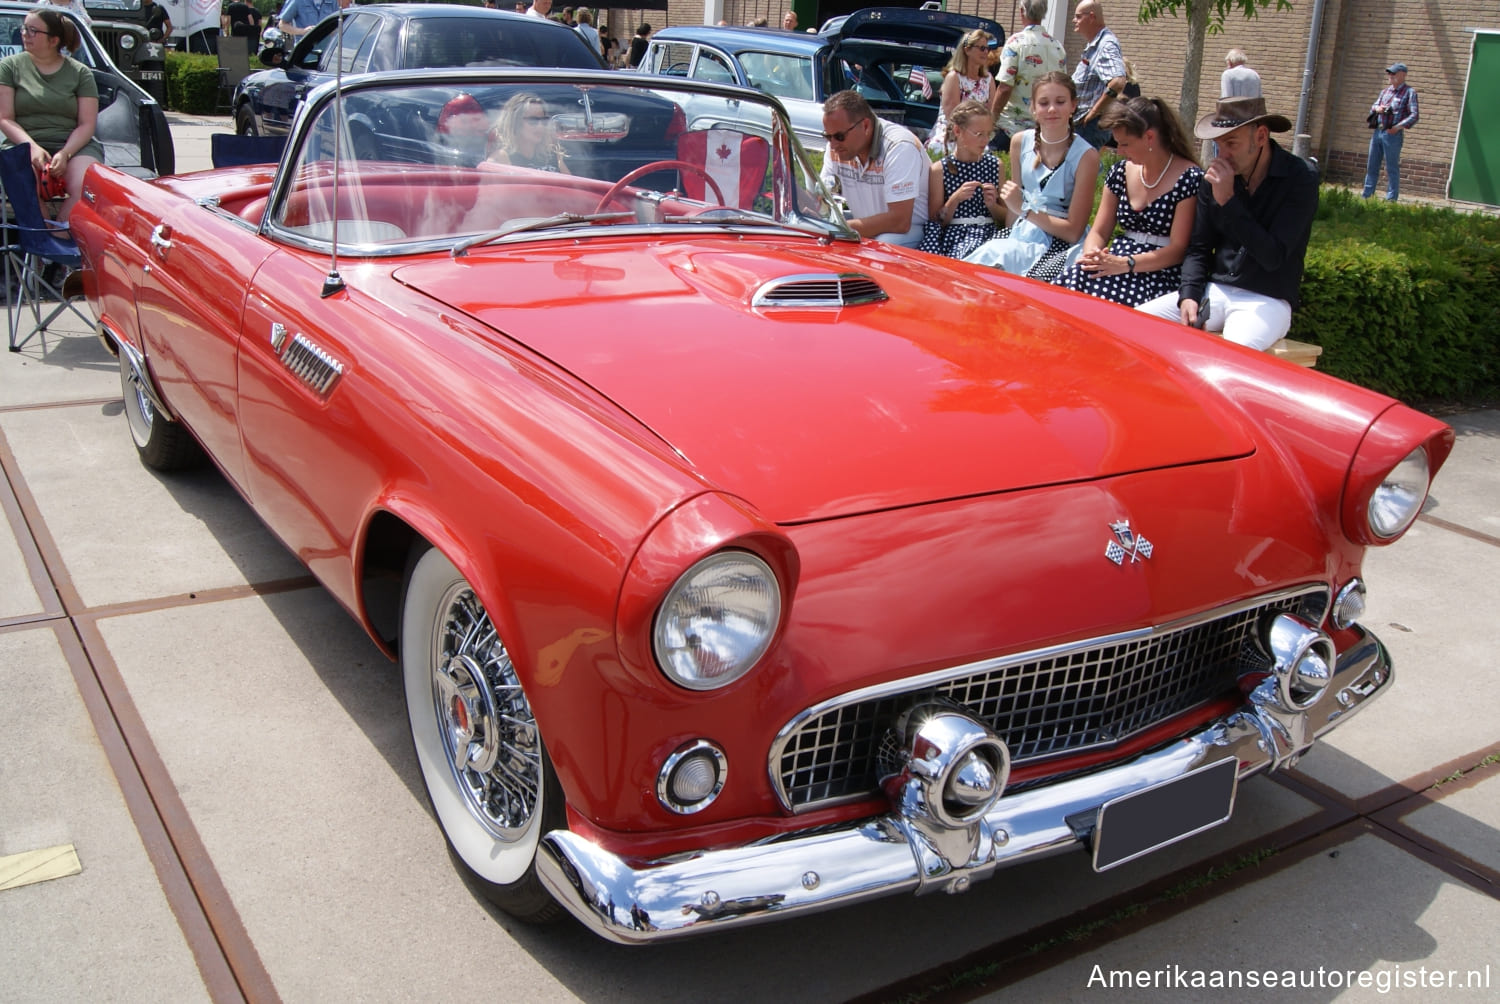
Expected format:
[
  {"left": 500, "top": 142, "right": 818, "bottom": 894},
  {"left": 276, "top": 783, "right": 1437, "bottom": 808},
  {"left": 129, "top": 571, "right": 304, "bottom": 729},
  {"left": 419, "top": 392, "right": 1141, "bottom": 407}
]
[
  {"left": 823, "top": 119, "right": 867, "bottom": 143},
  {"left": 523, "top": 115, "right": 549, "bottom": 123}
]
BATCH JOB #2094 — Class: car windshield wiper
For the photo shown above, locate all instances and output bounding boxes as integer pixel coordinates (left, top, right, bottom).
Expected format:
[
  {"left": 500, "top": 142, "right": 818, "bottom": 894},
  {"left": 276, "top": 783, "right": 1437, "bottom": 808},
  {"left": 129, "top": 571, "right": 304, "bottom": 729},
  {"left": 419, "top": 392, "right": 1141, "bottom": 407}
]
[
  {"left": 661, "top": 209, "right": 838, "bottom": 239},
  {"left": 452, "top": 211, "right": 636, "bottom": 256}
]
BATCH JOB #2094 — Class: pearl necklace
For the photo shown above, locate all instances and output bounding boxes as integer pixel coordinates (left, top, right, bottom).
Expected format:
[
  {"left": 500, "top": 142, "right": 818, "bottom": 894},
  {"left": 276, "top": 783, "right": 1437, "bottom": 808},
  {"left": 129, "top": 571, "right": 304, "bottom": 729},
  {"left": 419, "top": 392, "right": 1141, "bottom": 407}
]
[
  {"left": 1141, "top": 154, "right": 1175, "bottom": 189},
  {"left": 1036, "top": 129, "right": 1071, "bottom": 145}
]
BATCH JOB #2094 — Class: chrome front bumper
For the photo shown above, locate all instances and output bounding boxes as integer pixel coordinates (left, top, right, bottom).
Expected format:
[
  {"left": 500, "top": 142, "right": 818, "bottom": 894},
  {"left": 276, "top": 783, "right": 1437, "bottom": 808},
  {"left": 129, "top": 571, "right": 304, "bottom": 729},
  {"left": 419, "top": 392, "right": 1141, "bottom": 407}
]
[{"left": 537, "top": 626, "right": 1390, "bottom": 944}]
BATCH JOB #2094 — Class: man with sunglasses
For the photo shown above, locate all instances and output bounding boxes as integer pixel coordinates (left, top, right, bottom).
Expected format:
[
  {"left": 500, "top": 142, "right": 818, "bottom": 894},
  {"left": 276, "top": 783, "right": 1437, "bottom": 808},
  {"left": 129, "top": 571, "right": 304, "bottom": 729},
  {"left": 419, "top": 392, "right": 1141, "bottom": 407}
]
[{"left": 818, "top": 90, "right": 928, "bottom": 248}]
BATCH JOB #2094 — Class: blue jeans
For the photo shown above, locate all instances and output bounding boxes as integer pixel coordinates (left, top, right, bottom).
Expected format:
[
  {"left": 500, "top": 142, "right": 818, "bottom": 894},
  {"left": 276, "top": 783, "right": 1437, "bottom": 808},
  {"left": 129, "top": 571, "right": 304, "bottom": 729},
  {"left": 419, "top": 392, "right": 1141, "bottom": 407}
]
[
  {"left": 1363, "top": 129, "right": 1404, "bottom": 201},
  {"left": 1075, "top": 118, "right": 1111, "bottom": 150}
]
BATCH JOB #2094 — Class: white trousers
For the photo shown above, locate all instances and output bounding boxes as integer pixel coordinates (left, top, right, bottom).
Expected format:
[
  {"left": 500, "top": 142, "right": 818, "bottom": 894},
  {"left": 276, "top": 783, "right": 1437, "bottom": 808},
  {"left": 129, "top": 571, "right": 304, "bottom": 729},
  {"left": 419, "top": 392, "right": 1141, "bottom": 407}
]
[{"left": 1136, "top": 282, "right": 1292, "bottom": 351}]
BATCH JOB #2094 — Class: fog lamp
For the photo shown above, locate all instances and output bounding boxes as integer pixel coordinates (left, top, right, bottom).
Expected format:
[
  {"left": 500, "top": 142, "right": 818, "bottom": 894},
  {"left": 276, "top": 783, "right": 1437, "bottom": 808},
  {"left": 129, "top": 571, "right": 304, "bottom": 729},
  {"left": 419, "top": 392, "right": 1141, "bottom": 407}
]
[
  {"left": 657, "top": 740, "right": 727, "bottom": 815},
  {"left": 1262, "top": 614, "right": 1335, "bottom": 711}
]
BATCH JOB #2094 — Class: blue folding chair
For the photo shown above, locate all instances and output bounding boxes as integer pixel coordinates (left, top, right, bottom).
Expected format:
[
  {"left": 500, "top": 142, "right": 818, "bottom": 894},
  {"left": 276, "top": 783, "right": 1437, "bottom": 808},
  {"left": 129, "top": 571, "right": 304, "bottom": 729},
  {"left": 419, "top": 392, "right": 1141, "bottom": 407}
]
[
  {"left": 210, "top": 132, "right": 287, "bottom": 168},
  {"left": 1, "top": 143, "right": 91, "bottom": 353}
]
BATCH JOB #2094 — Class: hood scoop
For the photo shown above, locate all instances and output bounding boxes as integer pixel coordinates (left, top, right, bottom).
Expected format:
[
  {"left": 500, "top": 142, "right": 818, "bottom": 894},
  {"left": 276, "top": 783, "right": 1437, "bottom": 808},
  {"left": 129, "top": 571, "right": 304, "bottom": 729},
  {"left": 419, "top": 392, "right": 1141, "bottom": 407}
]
[{"left": 751, "top": 272, "right": 888, "bottom": 309}]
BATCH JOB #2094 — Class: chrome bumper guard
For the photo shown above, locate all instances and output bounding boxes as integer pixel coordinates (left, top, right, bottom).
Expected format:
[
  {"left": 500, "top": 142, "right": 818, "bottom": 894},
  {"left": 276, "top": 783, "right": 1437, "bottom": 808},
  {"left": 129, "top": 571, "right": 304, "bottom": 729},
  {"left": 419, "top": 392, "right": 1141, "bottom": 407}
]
[{"left": 537, "top": 626, "right": 1389, "bottom": 944}]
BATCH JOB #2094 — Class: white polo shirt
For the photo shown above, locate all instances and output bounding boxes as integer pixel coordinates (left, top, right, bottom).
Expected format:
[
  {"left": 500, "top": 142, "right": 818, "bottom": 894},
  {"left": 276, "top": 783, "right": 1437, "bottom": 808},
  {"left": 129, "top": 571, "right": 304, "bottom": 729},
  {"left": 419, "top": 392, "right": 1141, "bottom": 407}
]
[{"left": 819, "top": 118, "right": 928, "bottom": 247}]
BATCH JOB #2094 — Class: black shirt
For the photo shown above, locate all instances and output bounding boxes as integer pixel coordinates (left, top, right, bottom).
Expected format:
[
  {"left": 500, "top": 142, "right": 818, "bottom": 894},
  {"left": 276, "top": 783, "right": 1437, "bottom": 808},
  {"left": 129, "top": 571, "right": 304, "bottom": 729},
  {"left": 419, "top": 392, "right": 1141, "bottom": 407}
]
[
  {"left": 1179, "top": 139, "right": 1319, "bottom": 309},
  {"left": 144, "top": 2, "right": 171, "bottom": 41},
  {"left": 227, "top": 1, "right": 260, "bottom": 36}
]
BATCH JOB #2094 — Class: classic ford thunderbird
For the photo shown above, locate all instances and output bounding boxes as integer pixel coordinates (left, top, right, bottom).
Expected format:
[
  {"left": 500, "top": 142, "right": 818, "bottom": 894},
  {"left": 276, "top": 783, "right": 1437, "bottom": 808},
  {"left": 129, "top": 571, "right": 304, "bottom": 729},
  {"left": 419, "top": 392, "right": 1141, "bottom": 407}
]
[{"left": 71, "top": 69, "right": 1452, "bottom": 943}]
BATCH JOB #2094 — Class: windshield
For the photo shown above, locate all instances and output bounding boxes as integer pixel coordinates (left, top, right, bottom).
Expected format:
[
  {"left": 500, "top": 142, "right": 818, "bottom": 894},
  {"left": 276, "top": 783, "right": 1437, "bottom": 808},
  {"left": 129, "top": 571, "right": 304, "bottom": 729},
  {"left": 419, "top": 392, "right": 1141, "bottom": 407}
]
[
  {"left": 1, "top": 12, "right": 95, "bottom": 66},
  {"left": 270, "top": 78, "right": 848, "bottom": 252}
]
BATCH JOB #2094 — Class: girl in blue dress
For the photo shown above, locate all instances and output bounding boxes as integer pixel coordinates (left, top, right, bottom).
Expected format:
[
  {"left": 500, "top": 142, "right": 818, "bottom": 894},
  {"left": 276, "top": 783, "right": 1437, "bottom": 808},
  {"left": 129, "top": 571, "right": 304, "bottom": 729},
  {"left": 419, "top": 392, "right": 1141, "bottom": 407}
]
[
  {"left": 964, "top": 72, "right": 1100, "bottom": 281},
  {"left": 918, "top": 100, "right": 1003, "bottom": 259}
]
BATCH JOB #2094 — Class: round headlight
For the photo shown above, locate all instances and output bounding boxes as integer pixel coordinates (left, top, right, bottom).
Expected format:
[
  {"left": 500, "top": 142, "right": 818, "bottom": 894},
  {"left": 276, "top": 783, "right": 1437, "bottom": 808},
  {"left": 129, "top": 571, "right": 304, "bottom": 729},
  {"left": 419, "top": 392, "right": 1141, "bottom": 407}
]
[
  {"left": 1368, "top": 447, "right": 1429, "bottom": 539},
  {"left": 120, "top": 34, "right": 137, "bottom": 50},
  {"left": 654, "top": 551, "right": 780, "bottom": 690}
]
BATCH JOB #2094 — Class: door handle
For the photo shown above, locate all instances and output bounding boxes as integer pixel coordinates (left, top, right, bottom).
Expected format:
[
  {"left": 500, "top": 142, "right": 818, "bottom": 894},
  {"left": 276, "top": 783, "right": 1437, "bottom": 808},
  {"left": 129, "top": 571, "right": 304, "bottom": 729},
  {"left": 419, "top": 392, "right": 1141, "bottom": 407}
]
[{"left": 150, "top": 223, "right": 173, "bottom": 258}]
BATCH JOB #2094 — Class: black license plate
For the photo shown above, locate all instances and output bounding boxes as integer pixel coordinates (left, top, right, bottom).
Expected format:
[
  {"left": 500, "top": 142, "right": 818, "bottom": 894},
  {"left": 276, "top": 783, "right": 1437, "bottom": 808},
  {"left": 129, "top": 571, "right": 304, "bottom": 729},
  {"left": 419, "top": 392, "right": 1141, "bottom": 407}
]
[
  {"left": 139, "top": 71, "right": 165, "bottom": 80},
  {"left": 1092, "top": 757, "right": 1238, "bottom": 871}
]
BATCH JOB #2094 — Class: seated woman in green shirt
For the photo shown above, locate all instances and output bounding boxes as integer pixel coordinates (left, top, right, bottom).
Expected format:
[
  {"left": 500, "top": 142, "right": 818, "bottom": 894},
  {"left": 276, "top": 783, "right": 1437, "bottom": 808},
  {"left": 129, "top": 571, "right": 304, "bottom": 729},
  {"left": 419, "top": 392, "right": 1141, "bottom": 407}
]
[{"left": 0, "top": 7, "right": 104, "bottom": 221}]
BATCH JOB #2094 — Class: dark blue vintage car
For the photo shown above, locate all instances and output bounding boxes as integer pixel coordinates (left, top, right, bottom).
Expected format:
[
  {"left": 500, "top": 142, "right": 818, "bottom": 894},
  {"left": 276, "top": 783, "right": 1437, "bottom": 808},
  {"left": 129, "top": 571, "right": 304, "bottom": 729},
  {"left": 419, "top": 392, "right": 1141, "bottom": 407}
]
[{"left": 231, "top": 4, "right": 603, "bottom": 139}]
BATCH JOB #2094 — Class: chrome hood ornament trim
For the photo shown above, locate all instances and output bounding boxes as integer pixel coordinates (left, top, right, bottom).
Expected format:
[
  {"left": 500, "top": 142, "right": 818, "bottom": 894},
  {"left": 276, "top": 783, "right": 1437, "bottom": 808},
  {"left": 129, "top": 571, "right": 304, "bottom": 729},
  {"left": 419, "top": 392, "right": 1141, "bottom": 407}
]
[{"left": 1105, "top": 520, "right": 1153, "bottom": 565}]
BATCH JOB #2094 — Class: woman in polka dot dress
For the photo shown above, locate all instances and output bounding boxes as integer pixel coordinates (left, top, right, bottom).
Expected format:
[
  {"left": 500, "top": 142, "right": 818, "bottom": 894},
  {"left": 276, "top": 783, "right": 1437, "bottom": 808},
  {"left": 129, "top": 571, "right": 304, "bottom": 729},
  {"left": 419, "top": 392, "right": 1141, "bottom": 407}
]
[
  {"left": 918, "top": 100, "right": 1003, "bottom": 259},
  {"left": 1057, "top": 96, "right": 1203, "bottom": 307}
]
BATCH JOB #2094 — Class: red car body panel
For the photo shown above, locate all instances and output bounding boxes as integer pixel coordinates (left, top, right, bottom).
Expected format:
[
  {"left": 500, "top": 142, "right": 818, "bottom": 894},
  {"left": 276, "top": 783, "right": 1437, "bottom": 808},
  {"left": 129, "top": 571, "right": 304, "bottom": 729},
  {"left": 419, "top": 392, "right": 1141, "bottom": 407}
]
[{"left": 73, "top": 152, "right": 1454, "bottom": 865}]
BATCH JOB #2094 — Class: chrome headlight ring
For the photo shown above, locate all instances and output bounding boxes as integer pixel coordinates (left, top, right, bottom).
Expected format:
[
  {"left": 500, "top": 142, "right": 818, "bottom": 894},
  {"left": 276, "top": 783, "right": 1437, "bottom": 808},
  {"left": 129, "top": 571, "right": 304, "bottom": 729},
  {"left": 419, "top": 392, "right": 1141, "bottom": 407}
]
[
  {"left": 1367, "top": 446, "right": 1429, "bottom": 540},
  {"left": 653, "top": 550, "right": 781, "bottom": 691}
]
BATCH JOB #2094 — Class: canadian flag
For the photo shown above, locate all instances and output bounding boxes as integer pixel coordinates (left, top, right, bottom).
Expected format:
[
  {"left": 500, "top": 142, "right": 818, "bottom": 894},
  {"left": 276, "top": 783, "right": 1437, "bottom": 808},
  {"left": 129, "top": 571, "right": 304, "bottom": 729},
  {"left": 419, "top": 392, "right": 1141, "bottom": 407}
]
[
  {"left": 677, "top": 128, "right": 769, "bottom": 208},
  {"left": 908, "top": 67, "right": 933, "bottom": 100}
]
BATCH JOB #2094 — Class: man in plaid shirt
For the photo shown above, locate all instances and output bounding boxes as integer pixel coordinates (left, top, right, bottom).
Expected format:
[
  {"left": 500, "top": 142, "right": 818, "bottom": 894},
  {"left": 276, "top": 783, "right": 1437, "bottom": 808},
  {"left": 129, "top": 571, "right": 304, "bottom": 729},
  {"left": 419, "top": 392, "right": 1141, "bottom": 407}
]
[
  {"left": 1069, "top": 0, "right": 1128, "bottom": 149},
  {"left": 1363, "top": 61, "right": 1419, "bottom": 201}
]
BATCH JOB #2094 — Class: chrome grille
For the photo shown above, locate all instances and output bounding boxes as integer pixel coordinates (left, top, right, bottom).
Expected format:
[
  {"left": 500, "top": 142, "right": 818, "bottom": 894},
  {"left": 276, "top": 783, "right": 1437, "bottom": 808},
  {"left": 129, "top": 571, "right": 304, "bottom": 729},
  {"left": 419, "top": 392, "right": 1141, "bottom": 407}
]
[
  {"left": 772, "top": 587, "right": 1328, "bottom": 812},
  {"left": 751, "top": 273, "right": 887, "bottom": 309}
]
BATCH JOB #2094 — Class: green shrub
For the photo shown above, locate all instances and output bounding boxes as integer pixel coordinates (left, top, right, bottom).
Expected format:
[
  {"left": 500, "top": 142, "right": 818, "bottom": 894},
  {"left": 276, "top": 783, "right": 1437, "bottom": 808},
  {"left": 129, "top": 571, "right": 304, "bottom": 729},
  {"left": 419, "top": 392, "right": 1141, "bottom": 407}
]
[
  {"left": 1292, "top": 189, "right": 1500, "bottom": 400},
  {"left": 165, "top": 51, "right": 221, "bottom": 116}
]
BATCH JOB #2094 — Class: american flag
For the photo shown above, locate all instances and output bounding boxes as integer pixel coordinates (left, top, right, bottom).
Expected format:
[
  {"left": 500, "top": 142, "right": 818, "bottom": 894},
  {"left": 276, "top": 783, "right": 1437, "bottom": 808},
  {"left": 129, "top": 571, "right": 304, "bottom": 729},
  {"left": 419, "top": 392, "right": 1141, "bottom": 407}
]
[{"left": 908, "top": 66, "right": 933, "bottom": 100}]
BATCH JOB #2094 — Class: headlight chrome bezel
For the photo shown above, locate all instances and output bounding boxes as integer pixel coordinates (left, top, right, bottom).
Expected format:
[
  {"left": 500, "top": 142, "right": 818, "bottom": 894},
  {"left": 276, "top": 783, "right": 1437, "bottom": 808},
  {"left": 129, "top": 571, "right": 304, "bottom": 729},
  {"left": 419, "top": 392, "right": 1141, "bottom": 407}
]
[
  {"left": 653, "top": 550, "right": 782, "bottom": 691},
  {"left": 1366, "top": 446, "right": 1430, "bottom": 540}
]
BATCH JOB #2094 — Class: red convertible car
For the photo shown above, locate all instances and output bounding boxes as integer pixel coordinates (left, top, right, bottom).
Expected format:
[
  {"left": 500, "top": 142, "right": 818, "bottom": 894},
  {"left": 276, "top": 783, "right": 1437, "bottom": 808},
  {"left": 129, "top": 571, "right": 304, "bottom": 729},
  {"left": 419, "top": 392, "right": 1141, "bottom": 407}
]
[{"left": 72, "top": 69, "right": 1452, "bottom": 943}]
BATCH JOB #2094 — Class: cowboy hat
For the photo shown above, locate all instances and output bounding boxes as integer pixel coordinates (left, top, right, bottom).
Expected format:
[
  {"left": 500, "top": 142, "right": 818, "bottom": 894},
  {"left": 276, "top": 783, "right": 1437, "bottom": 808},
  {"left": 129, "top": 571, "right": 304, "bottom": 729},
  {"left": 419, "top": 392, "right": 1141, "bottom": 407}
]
[{"left": 1193, "top": 96, "right": 1292, "bottom": 139}]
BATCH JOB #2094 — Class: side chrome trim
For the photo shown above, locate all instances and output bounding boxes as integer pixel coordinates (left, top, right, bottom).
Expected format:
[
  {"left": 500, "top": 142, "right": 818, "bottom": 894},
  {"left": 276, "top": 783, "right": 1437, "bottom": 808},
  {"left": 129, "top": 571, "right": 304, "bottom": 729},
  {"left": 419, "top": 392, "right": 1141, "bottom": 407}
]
[{"left": 536, "top": 625, "right": 1389, "bottom": 944}]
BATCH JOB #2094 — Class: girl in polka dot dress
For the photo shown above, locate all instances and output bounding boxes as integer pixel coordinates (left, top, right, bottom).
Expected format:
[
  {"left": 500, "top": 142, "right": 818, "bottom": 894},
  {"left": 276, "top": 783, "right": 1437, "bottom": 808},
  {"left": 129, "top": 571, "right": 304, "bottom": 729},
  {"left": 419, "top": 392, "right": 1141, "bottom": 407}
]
[
  {"left": 1057, "top": 96, "right": 1203, "bottom": 307},
  {"left": 918, "top": 100, "right": 1003, "bottom": 259}
]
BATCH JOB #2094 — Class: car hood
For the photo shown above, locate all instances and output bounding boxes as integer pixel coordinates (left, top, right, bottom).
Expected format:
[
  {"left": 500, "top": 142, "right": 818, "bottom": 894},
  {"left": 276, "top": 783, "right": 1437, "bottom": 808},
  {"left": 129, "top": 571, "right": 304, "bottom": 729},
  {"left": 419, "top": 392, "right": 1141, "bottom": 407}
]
[
  {"left": 823, "top": 7, "right": 1004, "bottom": 48},
  {"left": 395, "top": 240, "right": 1256, "bottom": 523}
]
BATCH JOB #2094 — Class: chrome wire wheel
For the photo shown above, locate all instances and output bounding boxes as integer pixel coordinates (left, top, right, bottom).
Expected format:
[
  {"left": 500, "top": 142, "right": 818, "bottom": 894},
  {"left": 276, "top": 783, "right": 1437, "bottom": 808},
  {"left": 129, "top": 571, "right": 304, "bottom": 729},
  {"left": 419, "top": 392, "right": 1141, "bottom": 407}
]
[
  {"left": 430, "top": 582, "right": 542, "bottom": 843},
  {"left": 402, "top": 546, "right": 562, "bottom": 920},
  {"left": 117, "top": 350, "right": 201, "bottom": 471}
]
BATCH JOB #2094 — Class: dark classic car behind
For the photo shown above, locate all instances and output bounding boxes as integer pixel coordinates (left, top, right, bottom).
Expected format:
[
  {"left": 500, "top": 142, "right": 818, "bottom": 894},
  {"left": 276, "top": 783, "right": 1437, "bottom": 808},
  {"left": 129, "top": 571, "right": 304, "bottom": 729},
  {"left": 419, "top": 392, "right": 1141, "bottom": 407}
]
[
  {"left": 232, "top": 4, "right": 604, "bottom": 138},
  {"left": 0, "top": 2, "right": 172, "bottom": 175},
  {"left": 72, "top": 69, "right": 1452, "bottom": 944}
]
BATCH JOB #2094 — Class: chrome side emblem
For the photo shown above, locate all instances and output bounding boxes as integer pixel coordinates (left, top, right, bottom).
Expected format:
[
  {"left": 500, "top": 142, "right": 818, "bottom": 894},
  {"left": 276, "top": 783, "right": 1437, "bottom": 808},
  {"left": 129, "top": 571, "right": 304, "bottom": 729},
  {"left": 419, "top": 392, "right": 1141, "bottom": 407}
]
[{"left": 1105, "top": 520, "right": 1153, "bottom": 565}]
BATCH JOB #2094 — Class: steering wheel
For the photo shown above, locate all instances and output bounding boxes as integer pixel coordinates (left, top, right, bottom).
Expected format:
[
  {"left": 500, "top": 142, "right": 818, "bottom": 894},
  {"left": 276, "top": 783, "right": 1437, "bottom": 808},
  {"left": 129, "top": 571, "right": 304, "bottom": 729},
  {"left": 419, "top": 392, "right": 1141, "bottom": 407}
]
[{"left": 593, "top": 160, "right": 727, "bottom": 214}]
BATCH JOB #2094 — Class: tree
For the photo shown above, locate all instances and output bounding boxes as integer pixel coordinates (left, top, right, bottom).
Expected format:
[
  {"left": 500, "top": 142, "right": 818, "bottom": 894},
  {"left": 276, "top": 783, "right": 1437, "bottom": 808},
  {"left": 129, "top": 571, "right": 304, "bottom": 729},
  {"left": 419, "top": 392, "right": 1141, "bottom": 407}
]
[{"left": 1137, "top": 0, "right": 1293, "bottom": 130}]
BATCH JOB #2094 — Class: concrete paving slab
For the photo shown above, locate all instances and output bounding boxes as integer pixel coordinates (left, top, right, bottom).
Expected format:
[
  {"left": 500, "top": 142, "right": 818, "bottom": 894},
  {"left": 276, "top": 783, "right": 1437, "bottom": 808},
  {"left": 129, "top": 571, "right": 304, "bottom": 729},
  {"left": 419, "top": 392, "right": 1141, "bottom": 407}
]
[
  {"left": 0, "top": 498, "right": 45, "bottom": 621},
  {"left": 1292, "top": 518, "right": 1500, "bottom": 801},
  {"left": 0, "top": 315, "right": 119, "bottom": 410},
  {"left": 992, "top": 832, "right": 1500, "bottom": 1002},
  {"left": 0, "top": 628, "right": 207, "bottom": 1002},
  {"left": 92, "top": 584, "right": 1325, "bottom": 1000},
  {"left": 1403, "top": 772, "right": 1500, "bottom": 876},
  {"left": 0, "top": 403, "right": 304, "bottom": 608},
  {"left": 1427, "top": 411, "right": 1500, "bottom": 538}
]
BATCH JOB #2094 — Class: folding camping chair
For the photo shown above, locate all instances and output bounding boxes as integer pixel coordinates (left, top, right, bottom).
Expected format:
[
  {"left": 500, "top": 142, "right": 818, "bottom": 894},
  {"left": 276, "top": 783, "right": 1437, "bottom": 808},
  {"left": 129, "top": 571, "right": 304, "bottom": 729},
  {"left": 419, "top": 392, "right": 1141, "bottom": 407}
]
[
  {"left": 1, "top": 144, "right": 92, "bottom": 353},
  {"left": 217, "top": 34, "right": 252, "bottom": 114},
  {"left": 210, "top": 132, "right": 288, "bottom": 168}
]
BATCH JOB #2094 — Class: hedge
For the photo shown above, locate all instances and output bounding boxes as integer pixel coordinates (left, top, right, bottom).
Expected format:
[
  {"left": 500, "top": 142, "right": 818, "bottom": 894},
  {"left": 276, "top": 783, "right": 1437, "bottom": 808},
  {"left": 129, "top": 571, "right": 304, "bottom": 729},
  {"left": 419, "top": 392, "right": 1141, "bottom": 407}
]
[
  {"left": 1291, "top": 189, "right": 1500, "bottom": 401},
  {"left": 165, "top": 51, "right": 221, "bottom": 116}
]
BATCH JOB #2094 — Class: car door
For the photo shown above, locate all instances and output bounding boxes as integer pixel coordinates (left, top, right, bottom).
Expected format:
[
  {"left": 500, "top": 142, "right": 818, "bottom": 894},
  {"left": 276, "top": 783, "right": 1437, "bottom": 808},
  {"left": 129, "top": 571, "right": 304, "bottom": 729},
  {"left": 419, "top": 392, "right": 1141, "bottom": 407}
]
[{"left": 132, "top": 199, "right": 278, "bottom": 495}]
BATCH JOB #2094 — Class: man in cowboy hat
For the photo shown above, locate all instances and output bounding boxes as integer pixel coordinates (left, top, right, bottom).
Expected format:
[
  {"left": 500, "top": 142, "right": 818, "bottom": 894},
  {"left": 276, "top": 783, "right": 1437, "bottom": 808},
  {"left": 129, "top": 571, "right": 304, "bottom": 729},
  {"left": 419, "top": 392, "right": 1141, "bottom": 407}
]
[{"left": 1136, "top": 95, "right": 1318, "bottom": 351}]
